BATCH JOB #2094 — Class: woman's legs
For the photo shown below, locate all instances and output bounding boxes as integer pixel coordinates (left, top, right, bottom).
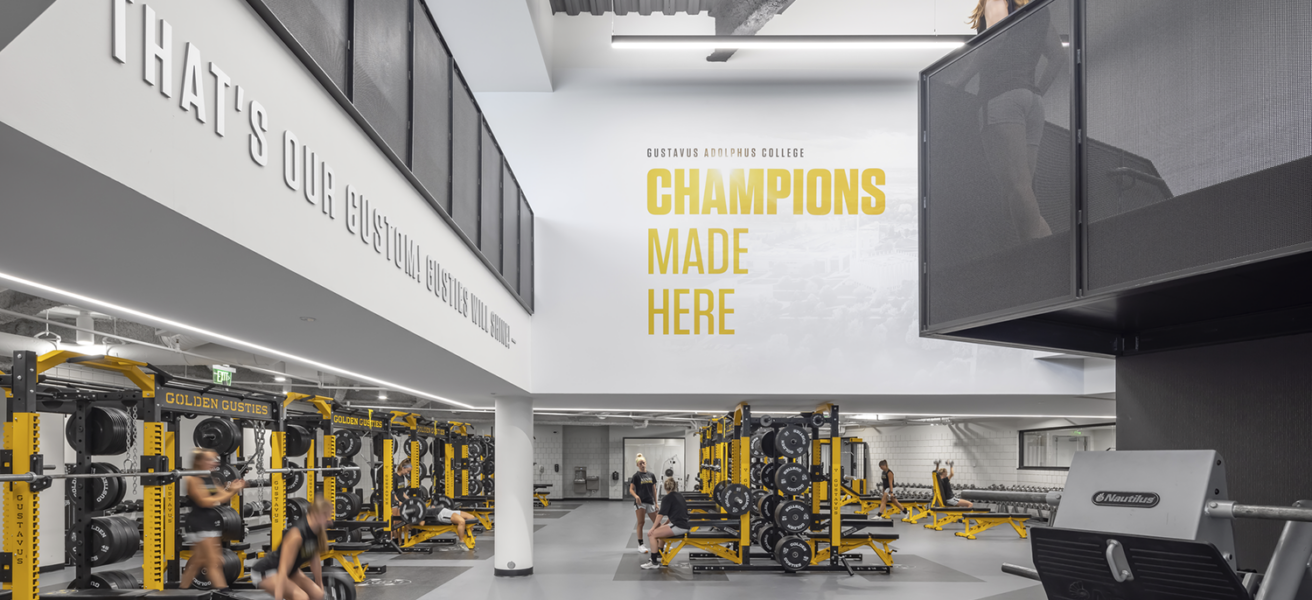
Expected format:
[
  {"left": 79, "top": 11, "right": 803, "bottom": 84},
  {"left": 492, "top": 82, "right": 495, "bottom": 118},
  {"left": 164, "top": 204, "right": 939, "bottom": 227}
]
[
  {"left": 179, "top": 538, "right": 207, "bottom": 588},
  {"left": 982, "top": 121, "right": 1051, "bottom": 241},
  {"left": 647, "top": 523, "right": 674, "bottom": 556},
  {"left": 451, "top": 513, "right": 474, "bottom": 547},
  {"left": 288, "top": 569, "right": 324, "bottom": 600},
  {"left": 258, "top": 574, "right": 303, "bottom": 600},
  {"left": 181, "top": 537, "right": 225, "bottom": 589},
  {"left": 634, "top": 507, "right": 648, "bottom": 548}
]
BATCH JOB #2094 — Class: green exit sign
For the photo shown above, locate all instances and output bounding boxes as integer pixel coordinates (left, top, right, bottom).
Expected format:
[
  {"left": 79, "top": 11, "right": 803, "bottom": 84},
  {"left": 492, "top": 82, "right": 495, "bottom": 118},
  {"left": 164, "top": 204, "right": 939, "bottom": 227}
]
[{"left": 213, "top": 365, "right": 235, "bottom": 386}]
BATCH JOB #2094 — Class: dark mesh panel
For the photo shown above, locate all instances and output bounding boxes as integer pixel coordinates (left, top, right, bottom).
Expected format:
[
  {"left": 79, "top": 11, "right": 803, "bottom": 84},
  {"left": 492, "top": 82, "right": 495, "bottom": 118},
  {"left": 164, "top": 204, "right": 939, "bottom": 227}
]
[
  {"left": 352, "top": 0, "right": 411, "bottom": 163},
  {"left": 259, "top": 0, "right": 350, "bottom": 92},
  {"left": 480, "top": 125, "right": 503, "bottom": 265},
  {"left": 502, "top": 169, "right": 520, "bottom": 286},
  {"left": 412, "top": 6, "right": 450, "bottom": 213},
  {"left": 519, "top": 194, "right": 534, "bottom": 308},
  {"left": 1085, "top": 1, "right": 1312, "bottom": 292},
  {"left": 451, "top": 74, "right": 480, "bottom": 242},
  {"left": 924, "top": 0, "right": 1074, "bottom": 329}
]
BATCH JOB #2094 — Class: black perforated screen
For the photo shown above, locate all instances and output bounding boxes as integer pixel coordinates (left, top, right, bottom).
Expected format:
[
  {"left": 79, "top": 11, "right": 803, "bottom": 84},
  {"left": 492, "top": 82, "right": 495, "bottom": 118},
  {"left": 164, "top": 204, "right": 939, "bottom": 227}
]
[
  {"left": 1084, "top": 1, "right": 1312, "bottom": 292},
  {"left": 519, "top": 194, "right": 534, "bottom": 309},
  {"left": 259, "top": 0, "right": 350, "bottom": 93},
  {"left": 451, "top": 73, "right": 481, "bottom": 243},
  {"left": 480, "top": 124, "right": 503, "bottom": 265},
  {"left": 411, "top": 5, "right": 450, "bottom": 213},
  {"left": 352, "top": 0, "right": 410, "bottom": 163},
  {"left": 502, "top": 168, "right": 520, "bottom": 286},
  {"left": 923, "top": 0, "right": 1074, "bottom": 329}
]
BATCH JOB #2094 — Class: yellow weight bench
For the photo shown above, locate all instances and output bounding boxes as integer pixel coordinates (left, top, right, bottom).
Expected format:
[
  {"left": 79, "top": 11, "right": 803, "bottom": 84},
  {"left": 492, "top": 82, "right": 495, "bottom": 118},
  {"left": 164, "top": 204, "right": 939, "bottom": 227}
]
[
  {"left": 321, "top": 542, "right": 374, "bottom": 582},
  {"left": 879, "top": 500, "right": 927, "bottom": 520},
  {"left": 810, "top": 532, "right": 899, "bottom": 567},
  {"left": 954, "top": 513, "right": 1029, "bottom": 540},
  {"left": 657, "top": 521, "right": 743, "bottom": 566},
  {"left": 534, "top": 484, "right": 551, "bottom": 507},
  {"left": 401, "top": 523, "right": 476, "bottom": 549},
  {"left": 923, "top": 506, "right": 990, "bottom": 530}
]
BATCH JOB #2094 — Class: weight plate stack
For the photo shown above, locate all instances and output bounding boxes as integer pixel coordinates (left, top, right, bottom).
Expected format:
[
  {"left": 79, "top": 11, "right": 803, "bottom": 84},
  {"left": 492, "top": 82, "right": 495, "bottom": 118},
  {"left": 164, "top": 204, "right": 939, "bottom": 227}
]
[
  {"left": 400, "top": 498, "right": 426, "bottom": 526},
  {"left": 284, "top": 462, "right": 305, "bottom": 494},
  {"left": 720, "top": 483, "right": 751, "bottom": 516},
  {"left": 773, "top": 500, "right": 810, "bottom": 534},
  {"left": 217, "top": 505, "right": 244, "bottom": 541},
  {"left": 414, "top": 486, "right": 432, "bottom": 504},
  {"left": 482, "top": 478, "right": 494, "bottom": 496},
  {"left": 469, "top": 460, "right": 482, "bottom": 476},
  {"left": 750, "top": 463, "right": 763, "bottom": 486},
  {"left": 287, "top": 497, "right": 312, "bottom": 524},
  {"left": 758, "top": 524, "right": 783, "bottom": 555},
  {"left": 285, "top": 424, "right": 312, "bottom": 457},
  {"left": 711, "top": 481, "right": 729, "bottom": 507},
  {"left": 760, "top": 430, "right": 778, "bottom": 458},
  {"left": 467, "top": 440, "right": 486, "bottom": 462},
  {"left": 774, "top": 463, "right": 809, "bottom": 496},
  {"left": 749, "top": 489, "right": 769, "bottom": 515},
  {"left": 774, "top": 535, "right": 812, "bottom": 573},
  {"left": 193, "top": 417, "right": 241, "bottom": 456},
  {"left": 242, "top": 501, "right": 260, "bottom": 519},
  {"left": 750, "top": 431, "right": 766, "bottom": 458},
  {"left": 88, "top": 570, "right": 140, "bottom": 590},
  {"left": 774, "top": 425, "right": 808, "bottom": 459},
  {"left": 85, "top": 463, "right": 126, "bottom": 512},
  {"left": 432, "top": 495, "right": 453, "bottom": 511},
  {"left": 193, "top": 548, "right": 241, "bottom": 589},
  {"left": 484, "top": 460, "right": 494, "bottom": 476},
  {"left": 89, "top": 516, "right": 138, "bottom": 566},
  {"left": 69, "top": 406, "right": 132, "bottom": 455},
  {"left": 468, "top": 478, "right": 483, "bottom": 496},
  {"left": 335, "top": 429, "right": 362, "bottom": 458}
]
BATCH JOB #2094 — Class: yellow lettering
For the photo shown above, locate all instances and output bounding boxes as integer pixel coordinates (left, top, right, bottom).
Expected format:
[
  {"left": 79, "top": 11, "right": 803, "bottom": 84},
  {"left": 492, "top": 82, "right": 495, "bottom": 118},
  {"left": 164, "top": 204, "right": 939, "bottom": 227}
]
[
  {"left": 648, "top": 229, "right": 679, "bottom": 274},
  {"left": 806, "top": 169, "right": 832, "bottom": 215},
  {"left": 647, "top": 169, "right": 672, "bottom": 215},
  {"left": 648, "top": 289, "right": 669, "bottom": 335},
  {"left": 683, "top": 228, "right": 704, "bottom": 274},
  {"left": 708, "top": 229, "right": 729, "bottom": 274},
  {"left": 702, "top": 169, "right": 727, "bottom": 214},
  {"left": 792, "top": 168, "right": 804, "bottom": 214},
  {"left": 733, "top": 229, "right": 749, "bottom": 274},
  {"left": 694, "top": 289, "right": 714, "bottom": 334},
  {"left": 674, "top": 169, "right": 699, "bottom": 214},
  {"left": 767, "top": 169, "right": 789, "bottom": 215},
  {"left": 861, "top": 168, "right": 886, "bottom": 215},
  {"left": 718, "top": 289, "right": 735, "bottom": 335},
  {"left": 835, "top": 168, "right": 859, "bottom": 214},
  {"left": 729, "top": 169, "right": 764, "bottom": 215},
  {"left": 673, "top": 289, "right": 690, "bottom": 335}
]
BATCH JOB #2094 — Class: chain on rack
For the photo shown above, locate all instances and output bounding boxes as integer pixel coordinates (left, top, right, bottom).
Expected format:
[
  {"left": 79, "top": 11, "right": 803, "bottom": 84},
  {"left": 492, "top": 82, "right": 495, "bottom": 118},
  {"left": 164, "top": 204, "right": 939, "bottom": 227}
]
[{"left": 126, "top": 403, "right": 139, "bottom": 496}]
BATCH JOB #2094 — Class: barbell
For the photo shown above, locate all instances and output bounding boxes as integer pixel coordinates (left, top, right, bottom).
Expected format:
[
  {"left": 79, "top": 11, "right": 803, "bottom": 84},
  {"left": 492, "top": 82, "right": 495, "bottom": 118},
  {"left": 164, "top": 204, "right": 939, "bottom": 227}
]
[{"left": 0, "top": 464, "right": 360, "bottom": 484}]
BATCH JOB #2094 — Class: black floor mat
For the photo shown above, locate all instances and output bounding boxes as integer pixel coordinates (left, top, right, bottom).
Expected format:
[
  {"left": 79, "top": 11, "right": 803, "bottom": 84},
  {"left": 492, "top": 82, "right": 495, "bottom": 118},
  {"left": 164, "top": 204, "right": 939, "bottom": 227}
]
[{"left": 354, "top": 566, "right": 469, "bottom": 600}]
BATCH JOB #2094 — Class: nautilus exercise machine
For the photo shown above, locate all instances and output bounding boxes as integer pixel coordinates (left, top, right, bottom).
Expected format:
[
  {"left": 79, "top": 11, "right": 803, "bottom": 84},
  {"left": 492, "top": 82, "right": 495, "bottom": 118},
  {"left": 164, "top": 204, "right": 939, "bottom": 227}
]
[{"left": 964, "top": 450, "right": 1312, "bottom": 600}]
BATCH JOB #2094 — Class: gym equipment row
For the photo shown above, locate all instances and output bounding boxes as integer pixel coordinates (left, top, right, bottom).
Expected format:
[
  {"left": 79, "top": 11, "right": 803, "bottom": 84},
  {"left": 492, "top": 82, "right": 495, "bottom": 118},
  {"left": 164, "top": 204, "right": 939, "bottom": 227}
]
[{"left": 669, "top": 404, "right": 897, "bottom": 574}]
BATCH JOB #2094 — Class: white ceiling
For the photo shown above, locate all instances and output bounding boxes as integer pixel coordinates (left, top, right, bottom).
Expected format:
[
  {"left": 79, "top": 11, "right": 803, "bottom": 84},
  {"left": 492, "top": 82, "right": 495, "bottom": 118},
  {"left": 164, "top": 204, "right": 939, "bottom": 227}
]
[{"left": 433, "top": 0, "right": 980, "bottom": 91}]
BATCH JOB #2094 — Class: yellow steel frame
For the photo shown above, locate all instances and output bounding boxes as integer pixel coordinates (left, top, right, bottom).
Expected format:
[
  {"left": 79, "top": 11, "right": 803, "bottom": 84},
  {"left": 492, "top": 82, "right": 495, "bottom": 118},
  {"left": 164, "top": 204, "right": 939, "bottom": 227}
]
[
  {"left": 383, "top": 438, "right": 393, "bottom": 529},
  {"left": 400, "top": 523, "right": 474, "bottom": 548},
  {"left": 534, "top": 492, "right": 550, "bottom": 507},
  {"left": 143, "top": 421, "right": 167, "bottom": 589},
  {"left": 319, "top": 547, "right": 368, "bottom": 581},
  {"left": 3, "top": 414, "right": 40, "bottom": 599},
  {"left": 272, "top": 431, "right": 287, "bottom": 547},
  {"left": 955, "top": 514, "right": 1028, "bottom": 540},
  {"left": 879, "top": 500, "right": 928, "bottom": 520},
  {"left": 307, "top": 440, "right": 316, "bottom": 503},
  {"left": 659, "top": 534, "right": 742, "bottom": 566},
  {"left": 812, "top": 536, "right": 897, "bottom": 567}
]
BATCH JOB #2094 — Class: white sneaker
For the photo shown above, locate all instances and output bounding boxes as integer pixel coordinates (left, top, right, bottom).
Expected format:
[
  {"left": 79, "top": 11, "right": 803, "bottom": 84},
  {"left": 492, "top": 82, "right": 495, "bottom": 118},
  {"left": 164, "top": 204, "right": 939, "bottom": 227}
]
[
  {"left": 637, "top": 544, "right": 650, "bottom": 554},
  {"left": 640, "top": 561, "right": 663, "bottom": 570}
]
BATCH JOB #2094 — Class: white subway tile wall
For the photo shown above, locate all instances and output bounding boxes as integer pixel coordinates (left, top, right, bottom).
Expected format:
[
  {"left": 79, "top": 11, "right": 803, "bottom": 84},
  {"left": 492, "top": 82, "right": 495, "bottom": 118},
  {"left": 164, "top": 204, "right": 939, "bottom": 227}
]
[{"left": 533, "top": 425, "right": 564, "bottom": 499}]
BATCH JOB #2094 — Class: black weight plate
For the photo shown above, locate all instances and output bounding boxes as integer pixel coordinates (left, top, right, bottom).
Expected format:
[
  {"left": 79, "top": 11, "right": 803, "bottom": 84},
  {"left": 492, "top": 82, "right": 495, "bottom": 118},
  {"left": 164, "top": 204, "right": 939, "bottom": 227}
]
[
  {"left": 194, "top": 548, "right": 241, "bottom": 589},
  {"left": 757, "top": 414, "right": 774, "bottom": 428},
  {"left": 482, "top": 478, "right": 494, "bottom": 496},
  {"left": 808, "top": 413, "right": 826, "bottom": 429},
  {"left": 760, "top": 429, "right": 778, "bottom": 458},
  {"left": 749, "top": 489, "right": 769, "bottom": 515},
  {"left": 335, "top": 491, "right": 361, "bottom": 519},
  {"left": 774, "top": 535, "right": 811, "bottom": 572},
  {"left": 758, "top": 524, "right": 783, "bottom": 555},
  {"left": 774, "top": 463, "right": 809, "bottom": 496},
  {"left": 400, "top": 497, "right": 426, "bottom": 526},
  {"left": 484, "top": 460, "right": 494, "bottom": 476},
  {"left": 761, "top": 463, "right": 780, "bottom": 490},
  {"left": 371, "top": 435, "right": 400, "bottom": 458},
  {"left": 773, "top": 500, "right": 809, "bottom": 534},
  {"left": 721, "top": 483, "right": 751, "bottom": 516},
  {"left": 467, "top": 478, "right": 483, "bottom": 496},
  {"left": 750, "top": 432, "right": 765, "bottom": 458},
  {"left": 73, "top": 406, "right": 131, "bottom": 455},
  {"left": 414, "top": 438, "right": 428, "bottom": 457},
  {"left": 288, "top": 497, "right": 311, "bottom": 524},
  {"left": 337, "top": 461, "right": 361, "bottom": 489},
  {"left": 88, "top": 517, "right": 117, "bottom": 566},
  {"left": 414, "top": 486, "right": 431, "bottom": 503},
  {"left": 774, "top": 425, "right": 808, "bottom": 459},
  {"left": 750, "top": 463, "right": 763, "bottom": 486},
  {"left": 469, "top": 460, "right": 482, "bottom": 476},
  {"left": 194, "top": 417, "right": 240, "bottom": 455},
  {"left": 750, "top": 520, "right": 764, "bottom": 544},
  {"left": 757, "top": 493, "right": 782, "bottom": 521},
  {"left": 86, "top": 463, "right": 124, "bottom": 512},
  {"left": 242, "top": 502, "right": 258, "bottom": 518},
  {"left": 285, "top": 462, "right": 304, "bottom": 494},
  {"left": 214, "top": 463, "right": 241, "bottom": 485},
  {"left": 432, "top": 495, "right": 453, "bottom": 511},
  {"left": 285, "top": 424, "right": 312, "bottom": 457},
  {"left": 217, "top": 505, "right": 244, "bottom": 541},
  {"left": 467, "top": 440, "right": 486, "bottom": 461},
  {"left": 323, "top": 566, "right": 357, "bottom": 600},
  {"left": 335, "top": 429, "right": 362, "bottom": 458}
]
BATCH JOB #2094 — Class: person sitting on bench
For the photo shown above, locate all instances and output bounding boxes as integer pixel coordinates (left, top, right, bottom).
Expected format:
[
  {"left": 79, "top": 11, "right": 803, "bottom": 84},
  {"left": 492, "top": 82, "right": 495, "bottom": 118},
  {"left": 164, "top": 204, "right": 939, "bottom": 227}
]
[
  {"left": 250, "top": 498, "right": 332, "bottom": 600},
  {"left": 641, "top": 478, "right": 691, "bottom": 570},
  {"left": 431, "top": 507, "right": 479, "bottom": 549},
  {"left": 937, "top": 462, "right": 973, "bottom": 508},
  {"left": 877, "top": 460, "right": 907, "bottom": 516}
]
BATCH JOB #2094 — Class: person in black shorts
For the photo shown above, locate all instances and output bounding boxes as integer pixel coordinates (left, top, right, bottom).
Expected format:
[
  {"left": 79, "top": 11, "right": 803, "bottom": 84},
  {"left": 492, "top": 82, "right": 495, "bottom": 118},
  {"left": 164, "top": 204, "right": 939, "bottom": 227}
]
[
  {"left": 249, "top": 498, "right": 333, "bottom": 600},
  {"left": 180, "top": 449, "right": 245, "bottom": 591},
  {"left": 876, "top": 460, "right": 906, "bottom": 515},
  {"left": 937, "top": 461, "right": 974, "bottom": 508},
  {"left": 629, "top": 453, "right": 659, "bottom": 553},
  {"left": 642, "top": 478, "right": 691, "bottom": 570}
]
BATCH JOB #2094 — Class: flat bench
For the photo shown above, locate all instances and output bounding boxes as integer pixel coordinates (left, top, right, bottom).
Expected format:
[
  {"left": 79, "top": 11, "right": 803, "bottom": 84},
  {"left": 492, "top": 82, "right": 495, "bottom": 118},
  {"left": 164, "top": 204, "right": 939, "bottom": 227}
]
[
  {"left": 321, "top": 542, "right": 375, "bottom": 582},
  {"left": 533, "top": 485, "right": 552, "bottom": 507},
  {"left": 954, "top": 513, "right": 1029, "bottom": 540},
  {"left": 921, "top": 506, "right": 991, "bottom": 531}
]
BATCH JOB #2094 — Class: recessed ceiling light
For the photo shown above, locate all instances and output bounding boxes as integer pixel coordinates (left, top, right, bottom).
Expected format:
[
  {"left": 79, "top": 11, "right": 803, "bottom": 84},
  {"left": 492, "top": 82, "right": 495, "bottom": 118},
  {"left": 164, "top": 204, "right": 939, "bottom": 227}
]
[
  {"left": 299, "top": 316, "right": 316, "bottom": 322},
  {"left": 379, "top": 392, "right": 389, "bottom": 400},
  {"left": 274, "top": 376, "right": 287, "bottom": 382}
]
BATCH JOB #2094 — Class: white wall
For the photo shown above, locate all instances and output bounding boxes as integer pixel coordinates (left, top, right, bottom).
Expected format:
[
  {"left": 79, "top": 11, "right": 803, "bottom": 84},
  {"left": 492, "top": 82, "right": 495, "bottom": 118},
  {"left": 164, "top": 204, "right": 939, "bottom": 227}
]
[
  {"left": 561, "top": 426, "right": 608, "bottom": 498},
  {"left": 847, "top": 418, "right": 1117, "bottom": 491},
  {"left": 532, "top": 425, "right": 563, "bottom": 499}
]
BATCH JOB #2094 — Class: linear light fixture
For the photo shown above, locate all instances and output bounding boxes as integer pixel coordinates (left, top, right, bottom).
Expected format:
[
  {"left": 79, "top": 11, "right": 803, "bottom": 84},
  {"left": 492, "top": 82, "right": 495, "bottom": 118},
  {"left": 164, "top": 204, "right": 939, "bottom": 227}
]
[
  {"left": 611, "top": 35, "right": 972, "bottom": 51},
  {"left": 0, "top": 270, "right": 479, "bottom": 409},
  {"left": 851, "top": 413, "right": 1114, "bottom": 420}
]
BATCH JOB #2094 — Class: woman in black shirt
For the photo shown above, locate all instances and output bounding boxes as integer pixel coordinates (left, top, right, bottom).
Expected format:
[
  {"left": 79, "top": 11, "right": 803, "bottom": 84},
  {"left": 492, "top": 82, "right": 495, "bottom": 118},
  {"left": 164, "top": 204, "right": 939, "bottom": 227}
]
[
  {"left": 642, "top": 478, "right": 691, "bottom": 570},
  {"left": 937, "top": 462, "right": 974, "bottom": 508},
  {"left": 876, "top": 460, "right": 906, "bottom": 516},
  {"left": 629, "top": 454, "right": 659, "bottom": 553},
  {"left": 250, "top": 498, "right": 333, "bottom": 600},
  {"left": 180, "top": 449, "right": 245, "bottom": 591}
]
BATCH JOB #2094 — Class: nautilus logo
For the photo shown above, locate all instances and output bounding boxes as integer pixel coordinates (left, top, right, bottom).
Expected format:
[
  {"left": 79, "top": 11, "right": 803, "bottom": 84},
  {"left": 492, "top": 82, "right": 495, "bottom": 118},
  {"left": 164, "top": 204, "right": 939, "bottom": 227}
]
[{"left": 1092, "top": 491, "right": 1160, "bottom": 508}]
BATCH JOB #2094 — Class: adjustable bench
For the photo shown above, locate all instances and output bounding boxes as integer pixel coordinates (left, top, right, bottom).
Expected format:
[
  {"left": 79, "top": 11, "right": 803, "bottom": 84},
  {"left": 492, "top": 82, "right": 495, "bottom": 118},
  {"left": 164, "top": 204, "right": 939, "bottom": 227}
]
[
  {"left": 320, "top": 542, "right": 375, "bottom": 582},
  {"left": 533, "top": 484, "right": 552, "bottom": 507},
  {"left": 954, "top": 512, "right": 1029, "bottom": 540},
  {"left": 657, "top": 520, "right": 744, "bottom": 566}
]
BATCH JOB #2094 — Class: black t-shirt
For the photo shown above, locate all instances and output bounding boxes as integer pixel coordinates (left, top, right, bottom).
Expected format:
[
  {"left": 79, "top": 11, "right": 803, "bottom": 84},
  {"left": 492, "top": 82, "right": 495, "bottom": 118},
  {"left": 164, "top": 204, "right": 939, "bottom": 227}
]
[
  {"left": 658, "top": 492, "right": 690, "bottom": 529},
  {"left": 630, "top": 471, "right": 656, "bottom": 504},
  {"left": 267, "top": 518, "right": 319, "bottom": 571},
  {"left": 938, "top": 474, "right": 955, "bottom": 501},
  {"left": 881, "top": 469, "right": 893, "bottom": 490}
]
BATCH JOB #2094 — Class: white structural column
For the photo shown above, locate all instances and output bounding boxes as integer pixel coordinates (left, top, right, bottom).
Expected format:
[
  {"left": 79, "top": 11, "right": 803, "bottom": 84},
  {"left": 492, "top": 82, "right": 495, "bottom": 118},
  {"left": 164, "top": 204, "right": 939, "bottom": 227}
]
[{"left": 494, "top": 397, "right": 534, "bottom": 576}]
